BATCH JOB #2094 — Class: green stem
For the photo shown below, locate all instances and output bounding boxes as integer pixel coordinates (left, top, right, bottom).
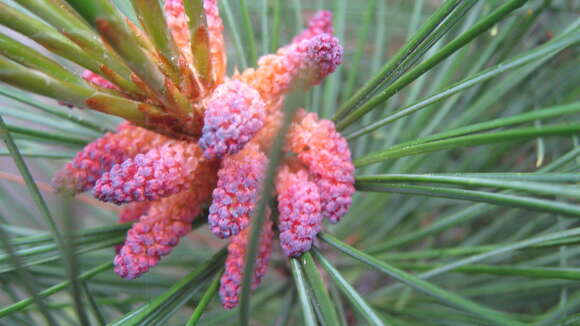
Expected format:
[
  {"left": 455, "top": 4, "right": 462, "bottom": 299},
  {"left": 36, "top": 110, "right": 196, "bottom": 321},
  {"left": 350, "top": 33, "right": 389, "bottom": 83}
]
[
  {"left": 290, "top": 258, "right": 316, "bottom": 326},
  {"left": 356, "top": 183, "right": 580, "bottom": 217},
  {"left": 65, "top": 0, "right": 167, "bottom": 100},
  {"left": 345, "top": 30, "right": 580, "bottom": 140},
  {"left": 131, "top": 0, "right": 180, "bottom": 72},
  {"left": 239, "top": 0, "right": 257, "bottom": 65},
  {"left": 0, "top": 33, "right": 83, "bottom": 85},
  {"left": 186, "top": 271, "right": 222, "bottom": 326},
  {"left": 238, "top": 95, "right": 302, "bottom": 326},
  {"left": 270, "top": 0, "right": 282, "bottom": 53},
  {"left": 313, "top": 248, "right": 386, "bottom": 326},
  {"left": 300, "top": 252, "right": 340, "bottom": 326},
  {"left": 184, "top": 0, "right": 212, "bottom": 85},
  {"left": 14, "top": 0, "right": 141, "bottom": 93},
  {"left": 0, "top": 215, "right": 58, "bottom": 325},
  {"left": 0, "top": 86, "right": 111, "bottom": 133},
  {"left": 0, "top": 262, "right": 112, "bottom": 317},
  {"left": 336, "top": 0, "right": 529, "bottom": 129},
  {"left": 395, "top": 263, "right": 580, "bottom": 280},
  {"left": 0, "top": 114, "right": 68, "bottom": 270},
  {"left": 0, "top": 3, "right": 101, "bottom": 73},
  {"left": 355, "top": 124, "right": 580, "bottom": 167},
  {"left": 6, "top": 124, "right": 90, "bottom": 146},
  {"left": 110, "top": 248, "right": 226, "bottom": 326},
  {"left": 222, "top": 0, "right": 248, "bottom": 70},
  {"left": 333, "top": 0, "right": 464, "bottom": 120},
  {"left": 320, "top": 233, "right": 525, "bottom": 326},
  {"left": 356, "top": 173, "right": 580, "bottom": 200}
]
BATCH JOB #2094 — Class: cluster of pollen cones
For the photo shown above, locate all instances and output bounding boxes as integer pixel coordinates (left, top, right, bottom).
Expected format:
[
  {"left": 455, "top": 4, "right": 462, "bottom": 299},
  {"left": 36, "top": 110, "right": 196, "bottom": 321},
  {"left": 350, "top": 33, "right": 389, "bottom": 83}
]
[{"left": 52, "top": 0, "right": 354, "bottom": 309}]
